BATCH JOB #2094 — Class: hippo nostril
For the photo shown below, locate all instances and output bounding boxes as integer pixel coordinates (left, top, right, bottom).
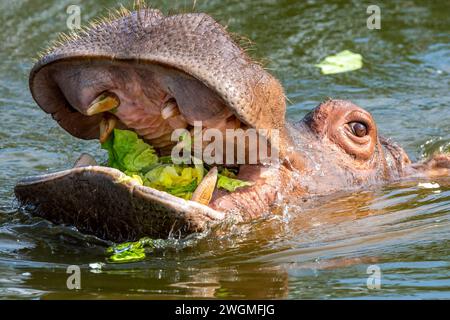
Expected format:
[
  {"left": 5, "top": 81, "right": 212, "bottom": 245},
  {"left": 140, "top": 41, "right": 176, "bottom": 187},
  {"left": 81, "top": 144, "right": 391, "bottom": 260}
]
[{"left": 349, "top": 122, "right": 367, "bottom": 137}]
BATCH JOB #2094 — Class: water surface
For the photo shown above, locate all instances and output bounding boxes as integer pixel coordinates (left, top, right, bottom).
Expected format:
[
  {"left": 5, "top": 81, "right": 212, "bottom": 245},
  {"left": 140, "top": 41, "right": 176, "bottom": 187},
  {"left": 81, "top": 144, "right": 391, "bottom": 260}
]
[{"left": 0, "top": 0, "right": 449, "bottom": 299}]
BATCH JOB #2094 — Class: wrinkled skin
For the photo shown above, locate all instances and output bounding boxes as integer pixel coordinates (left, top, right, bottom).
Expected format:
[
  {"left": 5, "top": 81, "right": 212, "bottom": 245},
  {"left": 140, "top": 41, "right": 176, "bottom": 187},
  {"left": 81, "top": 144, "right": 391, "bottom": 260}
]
[
  {"left": 14, "top": 8, "right": 450, "bottom": 241},
  {"left": 209, "top": 99, "right": 449, "bottom": 217}
]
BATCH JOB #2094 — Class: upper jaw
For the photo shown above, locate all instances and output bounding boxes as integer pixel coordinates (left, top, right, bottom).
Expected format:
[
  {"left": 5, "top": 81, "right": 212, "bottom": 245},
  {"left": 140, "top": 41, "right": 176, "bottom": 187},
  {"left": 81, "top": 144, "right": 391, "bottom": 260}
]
[{"left": 29, "top": 9, "right": 287, "bottom": 153}]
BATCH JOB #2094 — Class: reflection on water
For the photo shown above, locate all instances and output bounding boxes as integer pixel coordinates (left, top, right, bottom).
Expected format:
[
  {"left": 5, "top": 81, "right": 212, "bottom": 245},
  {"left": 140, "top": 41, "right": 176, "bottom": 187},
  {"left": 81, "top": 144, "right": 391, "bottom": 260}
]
[
  {"left": 0, "top": 0, "right": 449, "bottom": 299},
  {"left": 1, "top": 178, "right": 449, "bottom": 299}
]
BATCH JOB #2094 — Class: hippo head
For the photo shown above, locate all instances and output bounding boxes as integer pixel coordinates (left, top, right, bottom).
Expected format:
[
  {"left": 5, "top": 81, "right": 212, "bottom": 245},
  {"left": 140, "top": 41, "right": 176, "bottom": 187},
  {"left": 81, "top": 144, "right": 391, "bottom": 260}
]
[
  {"left": 207, "top": 98, "right": 417, "bottom": 216},
  {"left": 15, "top": 8, "right": 449, "bottom": 242}
]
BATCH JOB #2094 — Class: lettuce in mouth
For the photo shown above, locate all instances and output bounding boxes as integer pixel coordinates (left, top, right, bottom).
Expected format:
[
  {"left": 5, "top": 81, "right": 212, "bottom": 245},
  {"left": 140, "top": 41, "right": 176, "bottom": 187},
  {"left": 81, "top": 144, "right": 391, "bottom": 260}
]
[
  {"left": 101, "top": 128, "right": 158, "bottom": 173},
  {"left": 217, "top": 174, "right": 253, "bottom": 192},
  {"left": 101, "top": 129, "right": 252, "bottom": 200}
]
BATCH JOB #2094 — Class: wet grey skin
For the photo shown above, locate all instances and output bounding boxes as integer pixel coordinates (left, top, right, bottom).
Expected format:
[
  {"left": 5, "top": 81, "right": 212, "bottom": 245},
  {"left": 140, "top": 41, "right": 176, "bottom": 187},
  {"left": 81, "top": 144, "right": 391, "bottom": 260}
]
[{"left": 15, "top": 9, "right": 450, "bottom": 242}]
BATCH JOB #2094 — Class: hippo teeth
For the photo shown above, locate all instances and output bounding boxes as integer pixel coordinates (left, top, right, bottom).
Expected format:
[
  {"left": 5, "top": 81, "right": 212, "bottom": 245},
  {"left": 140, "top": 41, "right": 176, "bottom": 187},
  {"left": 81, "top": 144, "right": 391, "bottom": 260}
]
[
  {"left": 86, "top": 92, "right": 120, "bottom": 116},
  {"left": 191, "top": 166, "right": 218, "bottom": 205},
  {"left": 73, "top": 153, "right": 97, "bottom": 168},
  {"left": 99, "top": 114, "right": 117, "bottom": 143},
  {"left": 160, "top": 100, "right": 180, "bottom": 120}
]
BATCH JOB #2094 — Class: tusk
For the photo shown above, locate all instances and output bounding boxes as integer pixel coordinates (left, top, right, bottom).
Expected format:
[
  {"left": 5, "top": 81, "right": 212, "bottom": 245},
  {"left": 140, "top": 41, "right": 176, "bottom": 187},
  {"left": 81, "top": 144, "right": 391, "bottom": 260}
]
[
  {"left": 191, "top": 166, "right": 218, "bottom": 205},
  {"left": 73, "top": 153, "right": 97, "bottom": 168},
  {"left": 86, "top": 92, "right": 120, "bottom": 116},
  {"left": 99, "top": 114, "right": 117, "bottom": 144},
  {"left": 161, "top": 100, "right": 180, "bottom": 120}
]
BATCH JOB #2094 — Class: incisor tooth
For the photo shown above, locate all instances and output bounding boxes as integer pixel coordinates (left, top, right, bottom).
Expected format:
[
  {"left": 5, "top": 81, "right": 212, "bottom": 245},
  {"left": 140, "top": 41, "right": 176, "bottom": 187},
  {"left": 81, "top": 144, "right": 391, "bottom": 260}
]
[
  {"left": 73, "top": 153, "right": 97, "bottom": 168},
  {"left": 161, "top": 100, "right": 180, "bottom": 120},
  {"left": 86, "top": 92, "right": 120, "bottom": 116},
  {"left": 191, "top": 167, "right": 218, "bottom": 205},
  {"left": 99, "top": 115, "right": 117, "bottom": 144}
]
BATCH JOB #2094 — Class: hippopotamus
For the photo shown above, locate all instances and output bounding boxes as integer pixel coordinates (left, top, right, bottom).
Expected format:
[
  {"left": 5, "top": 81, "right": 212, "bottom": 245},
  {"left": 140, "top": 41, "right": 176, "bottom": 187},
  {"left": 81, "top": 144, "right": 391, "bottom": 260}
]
[{"left": 14, "top": 8, "right": 450, "bottom": 242}]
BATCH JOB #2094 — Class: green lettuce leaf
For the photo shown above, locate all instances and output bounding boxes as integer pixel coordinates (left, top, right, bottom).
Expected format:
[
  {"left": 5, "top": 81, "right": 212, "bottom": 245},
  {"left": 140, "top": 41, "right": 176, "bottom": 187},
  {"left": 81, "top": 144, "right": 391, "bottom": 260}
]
[
  {"left": 106, "top": 237, "right": 155, "bottom": 263},
  {"left": 101, "top": 129, "right": 253, "bottom": 200},
  {"left": 315, "top": 50, "right": 363, "bottom": 75},
  {"left": 219, "top": 167, "right": 238, "bottom": 178},
  {"left": 101, "top": 129, "right": 158, "bottom": 172},
  {"left": 217, "top": 174, "right": 253, "bottom": 192},
  {"left": 144, "top": 165, "right": 204, "bottom": 200}
]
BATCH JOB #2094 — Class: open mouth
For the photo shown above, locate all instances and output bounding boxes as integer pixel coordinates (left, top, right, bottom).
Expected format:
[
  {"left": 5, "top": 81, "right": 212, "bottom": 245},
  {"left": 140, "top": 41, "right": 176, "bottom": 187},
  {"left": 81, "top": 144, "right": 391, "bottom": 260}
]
[
  {"left": 16, "top": 60, "right": 272, "bottom": 241},
  {"left": 39, "top": 59, "right": 268, "bottom": 199},
  {"left": 15, "top": 8, "right": 289, "bottom": 242}
]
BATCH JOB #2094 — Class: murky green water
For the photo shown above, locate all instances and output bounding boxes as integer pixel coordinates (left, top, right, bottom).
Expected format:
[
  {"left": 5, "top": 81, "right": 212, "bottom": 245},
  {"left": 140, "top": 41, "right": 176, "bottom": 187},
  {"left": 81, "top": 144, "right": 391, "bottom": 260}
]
[{"left": 0, "top": 0, "right": 449, "bottom": 299}]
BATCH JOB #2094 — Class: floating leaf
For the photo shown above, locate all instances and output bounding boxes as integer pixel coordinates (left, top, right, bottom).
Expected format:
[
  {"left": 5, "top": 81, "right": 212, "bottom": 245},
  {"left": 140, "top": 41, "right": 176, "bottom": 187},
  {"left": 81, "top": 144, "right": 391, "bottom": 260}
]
[
  {"left": 106, "top": 237, "right": 155, "bottom": 263},
  {"left": 315, "top": 50, "right": 363, "bottom": 74}
]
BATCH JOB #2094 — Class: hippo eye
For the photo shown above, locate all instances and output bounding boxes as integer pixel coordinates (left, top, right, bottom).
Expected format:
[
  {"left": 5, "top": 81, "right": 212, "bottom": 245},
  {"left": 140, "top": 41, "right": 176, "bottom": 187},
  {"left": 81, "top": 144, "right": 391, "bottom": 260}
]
[{"left": 349, "top": 122, "right": 367, "bottom": 137}]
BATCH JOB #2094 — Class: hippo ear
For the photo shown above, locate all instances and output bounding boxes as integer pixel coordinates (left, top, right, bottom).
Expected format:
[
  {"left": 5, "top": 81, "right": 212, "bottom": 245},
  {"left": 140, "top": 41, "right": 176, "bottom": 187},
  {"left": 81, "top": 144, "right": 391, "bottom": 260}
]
[{"left": 30, "top": 9, "right": 287, "bottom": 148}]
